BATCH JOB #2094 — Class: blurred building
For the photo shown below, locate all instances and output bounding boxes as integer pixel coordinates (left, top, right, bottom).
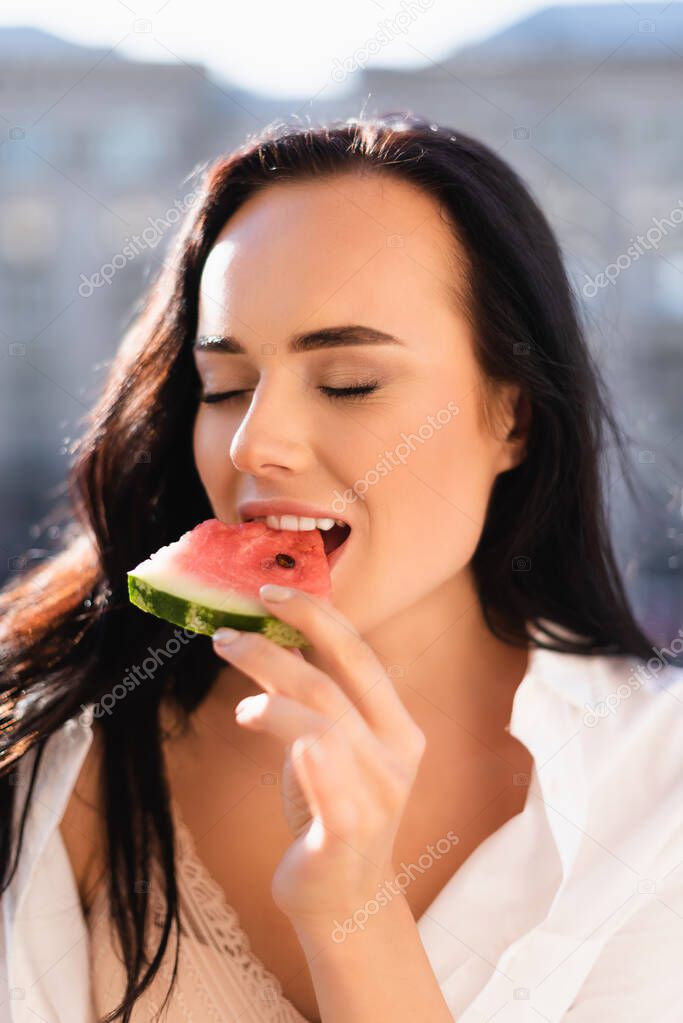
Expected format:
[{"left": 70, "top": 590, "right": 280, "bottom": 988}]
[
  {"left": 1, "top": 7, "right": 681, "bottom": 644},
  {"left": 0, "top": 26, "right": 276, "bottom": 577}
]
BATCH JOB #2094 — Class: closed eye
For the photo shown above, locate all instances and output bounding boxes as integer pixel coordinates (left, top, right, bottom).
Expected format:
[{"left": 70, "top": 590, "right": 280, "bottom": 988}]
[
  {"left": 319, "top": 382, "right": 379, "bottom": 400},
  {"left": 199, "top": 382, "right": 380, "bottom": 404},
  {"left": 199, "top": 389, "right": 253, "bottom": 404}
]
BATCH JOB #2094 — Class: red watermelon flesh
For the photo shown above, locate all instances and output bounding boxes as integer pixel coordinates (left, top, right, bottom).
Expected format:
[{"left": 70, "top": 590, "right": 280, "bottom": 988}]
[
  {"left": 127, "top": 518, "right": 332, "bottom": 645},
  {"left": 174, "top": 519, "right": 332, "bottom": 600}
]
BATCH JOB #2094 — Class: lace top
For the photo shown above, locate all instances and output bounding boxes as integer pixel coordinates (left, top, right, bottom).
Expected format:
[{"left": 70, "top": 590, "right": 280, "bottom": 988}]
[{"left": 85, "top": 797, "right": 311, "bottom": 1022}]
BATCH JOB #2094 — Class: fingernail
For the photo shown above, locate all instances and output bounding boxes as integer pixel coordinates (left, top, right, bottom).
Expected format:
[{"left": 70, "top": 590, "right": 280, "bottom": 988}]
[
  {"left": 213, "top": 627, "right": 240, "bottom": 645},
  {"left": 235, "top": 694, "right": 266, "bottom": 717},
  {"left": 259, "top": 584, "right": 293, "bottom": 602}
]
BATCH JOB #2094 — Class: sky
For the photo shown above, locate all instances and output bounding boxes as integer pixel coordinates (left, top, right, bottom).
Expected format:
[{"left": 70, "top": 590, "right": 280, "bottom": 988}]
[{"left": 0, "top": 0, "right": 631, "bottom": 98}]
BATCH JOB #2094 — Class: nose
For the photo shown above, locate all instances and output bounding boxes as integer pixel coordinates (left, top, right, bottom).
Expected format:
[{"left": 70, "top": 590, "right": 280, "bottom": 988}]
[{"left": 228, "top": 376, "right": 313, "bottom": 477}]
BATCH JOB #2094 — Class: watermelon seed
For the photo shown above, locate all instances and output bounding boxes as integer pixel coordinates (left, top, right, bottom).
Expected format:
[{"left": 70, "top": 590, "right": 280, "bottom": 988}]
[{"left": 275, "top": 553, "right": 296, "bottom": 569}]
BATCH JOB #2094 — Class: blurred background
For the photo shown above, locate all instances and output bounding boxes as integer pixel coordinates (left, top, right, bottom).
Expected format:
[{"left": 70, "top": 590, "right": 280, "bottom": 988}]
[{"left": 1, "top": 1, "right": 681, "bottom": 650}]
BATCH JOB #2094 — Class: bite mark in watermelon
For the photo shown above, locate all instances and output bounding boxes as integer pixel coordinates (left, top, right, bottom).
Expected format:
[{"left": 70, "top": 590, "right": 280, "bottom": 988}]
[{"left": 127, "top": 519, "right": 332, "bottom": 647}]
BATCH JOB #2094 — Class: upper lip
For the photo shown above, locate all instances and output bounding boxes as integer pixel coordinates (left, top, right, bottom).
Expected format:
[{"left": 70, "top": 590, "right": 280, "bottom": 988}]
[{"left": 237, "top": 499, "right": 350, "bottom": 526}]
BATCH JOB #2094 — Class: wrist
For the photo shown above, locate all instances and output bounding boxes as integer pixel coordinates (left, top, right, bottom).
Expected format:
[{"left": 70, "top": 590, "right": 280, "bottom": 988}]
[{"left": 288, "top": 864, "right": 406, "bottom": 940}]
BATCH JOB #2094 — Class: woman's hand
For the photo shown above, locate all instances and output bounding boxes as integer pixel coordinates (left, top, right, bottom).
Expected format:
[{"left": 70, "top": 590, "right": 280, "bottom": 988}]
[{"left": 211, "top": 582, "right": 427, "bottom": 927}]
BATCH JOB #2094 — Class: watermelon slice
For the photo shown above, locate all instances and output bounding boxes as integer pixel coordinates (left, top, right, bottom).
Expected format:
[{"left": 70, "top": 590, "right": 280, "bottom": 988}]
[{"left": 127, "top": 519, "right": 332, "bottom": 647}]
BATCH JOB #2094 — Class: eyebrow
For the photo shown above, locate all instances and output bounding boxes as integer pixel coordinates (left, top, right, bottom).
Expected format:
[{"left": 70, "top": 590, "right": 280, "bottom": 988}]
[{"left": 193, "top": 324, "right": 406, "bottom": 355}]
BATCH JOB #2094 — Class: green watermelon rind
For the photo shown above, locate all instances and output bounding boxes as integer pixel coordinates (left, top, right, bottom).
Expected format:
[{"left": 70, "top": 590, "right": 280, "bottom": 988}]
[{"left": 127, "top": 574, "right": 309, "bottom": 648}]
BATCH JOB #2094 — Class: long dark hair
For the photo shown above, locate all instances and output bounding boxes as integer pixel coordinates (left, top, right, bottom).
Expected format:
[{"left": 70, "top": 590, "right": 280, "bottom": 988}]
[{"left": 0, "top": 112, "right": 655, "bottom": 1021}]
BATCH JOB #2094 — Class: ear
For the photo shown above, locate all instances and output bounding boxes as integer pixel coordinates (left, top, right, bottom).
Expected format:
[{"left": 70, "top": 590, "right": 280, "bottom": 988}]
[{"left": 494, "top": 383, "right": 530, "bottom": 474}]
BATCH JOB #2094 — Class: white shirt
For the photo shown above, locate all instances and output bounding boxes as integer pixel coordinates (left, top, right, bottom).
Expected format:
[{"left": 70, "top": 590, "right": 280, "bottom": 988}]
[{"left": 2, "top": 624, "right": 683, "bottom": 1022}]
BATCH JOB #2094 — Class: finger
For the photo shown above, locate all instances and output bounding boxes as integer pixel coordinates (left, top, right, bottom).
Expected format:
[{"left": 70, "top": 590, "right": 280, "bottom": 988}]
[
  {"left": 235, "top": 690, "right": 404, "bottom": 811},
  {"left": 235, "top": 692, "right": 337, "bottom": 748},
  {"left": 290, "top": 730, "right": 381, "bottom": 857},
  {"left": 213, "top": 630, "right": 371, "bottom": 740},
  {"left": 281, "top": 743, "right": 313, "bottom": 839},
  {"left": 236, "top": 683, "right": 422, "bottom": 828},
  {"left": 258, "top": 584, "right": 416, "bottom": 741},
  {"left": 235, "top": 695, "right": 390, "bottom": 793}
]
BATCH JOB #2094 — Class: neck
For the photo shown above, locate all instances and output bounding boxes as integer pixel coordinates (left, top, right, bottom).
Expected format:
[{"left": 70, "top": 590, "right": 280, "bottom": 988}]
[
  {"left": 202, "top": 566, "right": 529, "bottom": 737},
  {"left": 350, "top": 566, "right": 529, "bottom": 729}
]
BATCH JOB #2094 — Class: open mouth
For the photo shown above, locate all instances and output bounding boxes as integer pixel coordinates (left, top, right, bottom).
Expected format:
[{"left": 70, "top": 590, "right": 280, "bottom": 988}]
[{"left": 321, "top": 520, "right": 350, "bottom": 556}]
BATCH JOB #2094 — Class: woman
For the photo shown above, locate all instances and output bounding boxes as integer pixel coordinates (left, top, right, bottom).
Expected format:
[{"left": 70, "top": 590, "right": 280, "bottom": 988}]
[{"left": 1, "top": 113, "right": 682, "bottom": 1023}]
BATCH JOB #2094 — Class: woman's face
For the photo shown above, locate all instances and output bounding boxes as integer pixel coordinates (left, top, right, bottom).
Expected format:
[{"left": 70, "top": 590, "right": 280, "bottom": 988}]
[{"left": 193, "top": 171, "right": 524, "bottom": 635}]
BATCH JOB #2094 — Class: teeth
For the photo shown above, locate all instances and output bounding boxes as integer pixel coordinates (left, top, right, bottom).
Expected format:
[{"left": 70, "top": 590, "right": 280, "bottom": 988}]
[{"left": 249, "top": 515, "right": 340, "bottom": 532}]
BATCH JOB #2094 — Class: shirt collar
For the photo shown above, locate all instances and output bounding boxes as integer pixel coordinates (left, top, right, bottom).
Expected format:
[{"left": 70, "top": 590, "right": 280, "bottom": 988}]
[
  {"left": 6, "top": 711, "right": 94, "bottom": 931},
  {"left": 507, "top": 620, "right": 598, "bottom": 884}
]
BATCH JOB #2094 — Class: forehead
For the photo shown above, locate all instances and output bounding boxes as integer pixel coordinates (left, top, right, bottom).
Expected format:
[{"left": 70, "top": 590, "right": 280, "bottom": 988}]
[{"left": 197, "top": 172, "right": 466, "bottom": 335}]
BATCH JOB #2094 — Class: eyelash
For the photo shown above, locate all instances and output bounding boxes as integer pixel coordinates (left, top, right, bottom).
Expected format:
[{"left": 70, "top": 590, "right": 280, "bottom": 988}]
[{"left": 199, "top": 382, "right": 380, "bottom": 404}]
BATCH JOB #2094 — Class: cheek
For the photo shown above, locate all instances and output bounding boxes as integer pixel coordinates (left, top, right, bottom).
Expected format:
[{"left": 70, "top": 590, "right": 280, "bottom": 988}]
[
  {"left": 364, "top": 398, "right": 498, "bottom": 587},
  {"left": 428, "top": 406, "right": 498, "bottom": 541},
  {"left": 193, "top": 409, "right": 236, "bottom": 503}
]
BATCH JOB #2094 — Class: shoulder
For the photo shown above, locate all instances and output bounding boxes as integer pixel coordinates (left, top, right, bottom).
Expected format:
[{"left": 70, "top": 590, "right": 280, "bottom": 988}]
[
  {"left": 592, "top": 652, "right": 683, "bottom": 806},
  {"left": 563, "top": 649, "right": 683, "bottom": 854},
  {"left": 58, "top": 719, "right": 107, "bottom": 914},
  {"left": 579, "top": 650, "right": 683, "bottom": 754},
  {"left": 528, "top": 640, "right": 683, "bottom": 819},
  {"left": 531, "top": 639, "right": 683, "bottom": 749}
]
